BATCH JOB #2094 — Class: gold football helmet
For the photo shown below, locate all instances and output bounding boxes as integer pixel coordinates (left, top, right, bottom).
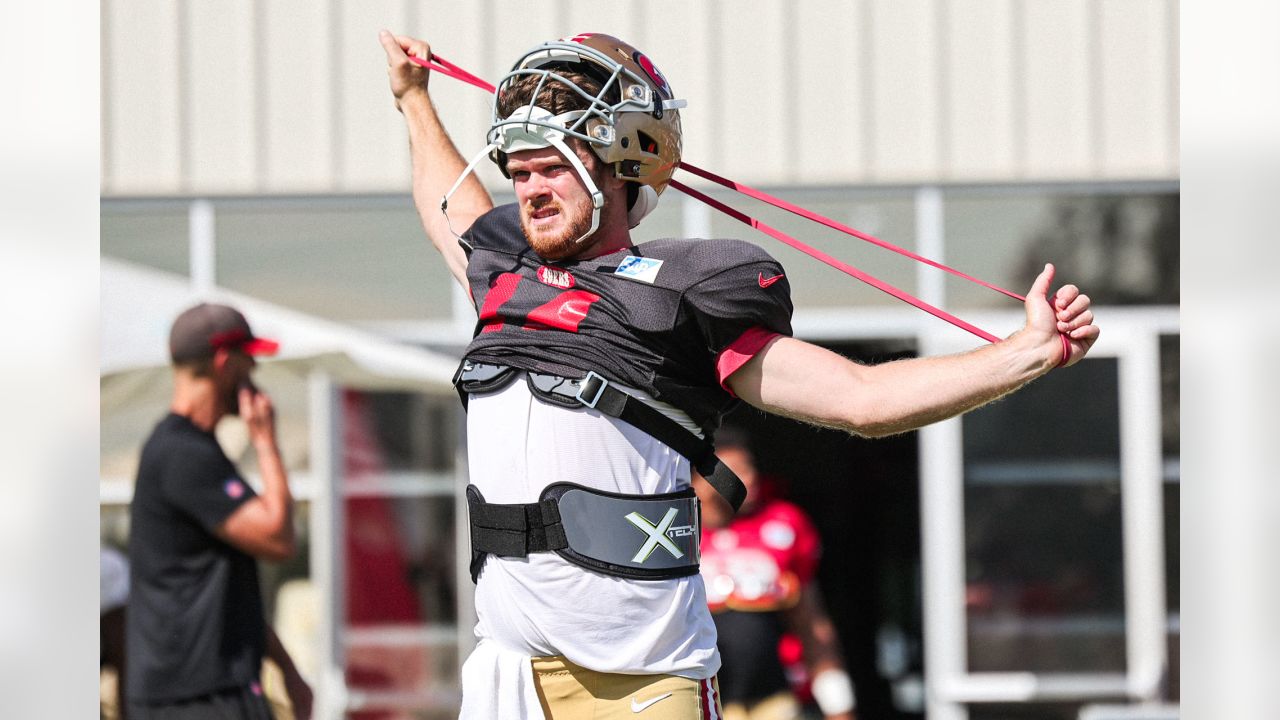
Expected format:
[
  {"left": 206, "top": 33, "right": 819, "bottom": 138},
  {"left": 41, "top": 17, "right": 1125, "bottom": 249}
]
[{"left": 442, "top": 33, "right": 685, "bottom": 240}]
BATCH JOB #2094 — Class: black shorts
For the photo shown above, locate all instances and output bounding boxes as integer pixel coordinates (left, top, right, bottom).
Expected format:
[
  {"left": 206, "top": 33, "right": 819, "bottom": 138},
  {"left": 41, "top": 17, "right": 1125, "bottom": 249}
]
[{"left": 127, "top": 684, "right": 273, "bottom": 720}]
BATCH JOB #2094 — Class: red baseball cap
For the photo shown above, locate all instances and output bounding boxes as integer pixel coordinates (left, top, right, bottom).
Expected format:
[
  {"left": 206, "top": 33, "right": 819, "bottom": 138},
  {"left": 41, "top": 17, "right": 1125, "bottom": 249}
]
[{"left": 169, "top": 303, "right": 280, "bottom": 364}]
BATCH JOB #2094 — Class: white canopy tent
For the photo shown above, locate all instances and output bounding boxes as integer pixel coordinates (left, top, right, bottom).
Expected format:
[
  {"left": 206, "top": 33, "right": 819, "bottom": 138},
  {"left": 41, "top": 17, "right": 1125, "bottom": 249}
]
[{"left": 100, "top": 257, "right": 463, "bottom": 490}]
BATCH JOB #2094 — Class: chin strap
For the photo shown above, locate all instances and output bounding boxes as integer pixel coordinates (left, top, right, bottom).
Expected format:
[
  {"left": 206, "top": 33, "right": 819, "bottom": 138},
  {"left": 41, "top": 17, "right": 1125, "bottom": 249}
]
[{"left": 543, "top": 134, "right": 605, "bottom": 245}]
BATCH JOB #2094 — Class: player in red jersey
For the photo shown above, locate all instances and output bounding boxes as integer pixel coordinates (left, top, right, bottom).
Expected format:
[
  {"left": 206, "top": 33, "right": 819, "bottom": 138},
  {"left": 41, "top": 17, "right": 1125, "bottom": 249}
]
[{"left": 697, "top": 429, "right": 855, "bottom": 720}]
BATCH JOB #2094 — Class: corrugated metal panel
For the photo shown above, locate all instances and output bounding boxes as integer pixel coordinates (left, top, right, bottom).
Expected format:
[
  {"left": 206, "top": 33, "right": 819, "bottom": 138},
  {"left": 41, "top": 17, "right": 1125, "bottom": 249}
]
[
  {"left": 719, "top": 0, "right": 793, "bottom": 183},
  {"left": 1021, "top": 1, "right": 1094, "bottom": 177},
  {"left": 1097, "top": 0, "right": 1175, "bottom": 178},
  {"left": 404, "top": 1, "right": 495, "bottom": 190},
  {"left": 103, "top": 0, "right": 183, "bottom": 192},
  {"left": 795, "top": 0, "right": 870, "bottom": 185},
  {"left": 336, "top": 0, "right": 413, "bottom": 190},
  {"left": 559, "top": 1, "right": 636, "bottom": 46},
  {"left": 1165, "top": 3, "right": 1179, "bottom": 170},
  {"left": 261, "top": 0, "right": 335, "bottom": 190},
  {"left": 945, "top": 0, "right": 1020, "bottom": 179},
  {"left": 100, "top": 0, "right": 1179, "bottom": 196},
  {"left": 635, "top": 2, "right": 719, "bottom": 177},
  {"left": 488, "top": 1, "right": 561, "bottom": 76},
  {"left": 868, "top": 0, "right": 942, "bottom": 181},
  {"left": 186, "top": 0, "right": 257, "bottom": 191}
]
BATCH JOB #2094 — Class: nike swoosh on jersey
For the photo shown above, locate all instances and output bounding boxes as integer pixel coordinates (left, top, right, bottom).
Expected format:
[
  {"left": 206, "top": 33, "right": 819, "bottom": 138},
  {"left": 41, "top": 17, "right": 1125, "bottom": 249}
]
[
  {"left": 630, "top": 692, "right": 673, "bottom": 713},
  {"left": 758, "top": 272, "right": 785, "bottom": 288}
]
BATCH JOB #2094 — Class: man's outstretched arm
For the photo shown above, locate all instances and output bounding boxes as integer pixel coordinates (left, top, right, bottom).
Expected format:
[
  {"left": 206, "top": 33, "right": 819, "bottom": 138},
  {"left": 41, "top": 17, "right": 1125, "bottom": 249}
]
[
  {"left": 730, "top": 263, "right": 1099, "bottom": 437},
  {"left": 380, "top": 30, "right": 492, "bottom": 291}
]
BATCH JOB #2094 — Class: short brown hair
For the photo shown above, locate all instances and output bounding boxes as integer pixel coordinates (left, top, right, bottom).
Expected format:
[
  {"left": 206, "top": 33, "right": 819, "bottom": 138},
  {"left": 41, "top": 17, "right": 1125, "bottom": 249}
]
[
  {"left": 174, "top": 356, "right": 216, "bottom": 377},
  {"left": 496, "top": 69, "right": 639, "bottom": 207},
  {"left": 496, "top": 68, "right": 616, "bottom": 120}
]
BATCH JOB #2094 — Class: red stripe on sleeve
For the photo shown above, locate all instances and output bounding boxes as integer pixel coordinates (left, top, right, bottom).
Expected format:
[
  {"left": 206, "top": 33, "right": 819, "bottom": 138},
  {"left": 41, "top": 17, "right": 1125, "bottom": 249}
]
[{"left": 715, "top": 327, "right": 783, "bottom": 395}]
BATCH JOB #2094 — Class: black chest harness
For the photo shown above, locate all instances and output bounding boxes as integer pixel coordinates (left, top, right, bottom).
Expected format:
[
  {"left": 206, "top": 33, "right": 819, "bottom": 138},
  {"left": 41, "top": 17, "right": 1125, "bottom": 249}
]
[{"left": 455, "top": 360, "right": 746, "bottom": 582}]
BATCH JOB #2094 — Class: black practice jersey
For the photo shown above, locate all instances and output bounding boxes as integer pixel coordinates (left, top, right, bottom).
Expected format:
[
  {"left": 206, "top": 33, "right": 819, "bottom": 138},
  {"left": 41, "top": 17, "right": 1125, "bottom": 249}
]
[
  {"left": 461, "top": 203, "right": 794, "bottom": 430},
  {"left": 126, "top": 413, "right": 265, "bottom": 703}
]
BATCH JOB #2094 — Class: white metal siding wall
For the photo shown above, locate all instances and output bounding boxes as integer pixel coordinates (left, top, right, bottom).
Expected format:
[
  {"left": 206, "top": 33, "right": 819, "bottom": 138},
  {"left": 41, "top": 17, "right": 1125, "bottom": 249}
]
[{"left": 101, "top": 0, "right": 1178, "bottom": 196}]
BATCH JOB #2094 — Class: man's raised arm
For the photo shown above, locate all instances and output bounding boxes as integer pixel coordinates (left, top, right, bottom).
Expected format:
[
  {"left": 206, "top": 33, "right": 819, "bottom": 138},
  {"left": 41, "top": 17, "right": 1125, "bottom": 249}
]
[
  {"left": 729, "top": 263, "right": 1099, "bottom": 437},
  {"left": 380, "top": 30, "right": 492, "bottom": 291}
]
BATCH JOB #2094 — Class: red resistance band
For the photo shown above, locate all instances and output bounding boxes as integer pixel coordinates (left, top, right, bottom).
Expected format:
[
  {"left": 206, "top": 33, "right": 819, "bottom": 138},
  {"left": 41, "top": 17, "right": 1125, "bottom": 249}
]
[
  {"left": 408, "top": 53, "right": 1071, "bottom": 364},
  {"left": 409, "top": 54, "right": 496, "bottom": 93}
]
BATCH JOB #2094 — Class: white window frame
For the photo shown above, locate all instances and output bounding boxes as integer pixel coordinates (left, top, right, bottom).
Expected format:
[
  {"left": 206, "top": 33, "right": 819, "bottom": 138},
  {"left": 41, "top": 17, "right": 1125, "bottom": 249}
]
[{"left": 919, "top": 308, "right": 1178, "bottom": 720}]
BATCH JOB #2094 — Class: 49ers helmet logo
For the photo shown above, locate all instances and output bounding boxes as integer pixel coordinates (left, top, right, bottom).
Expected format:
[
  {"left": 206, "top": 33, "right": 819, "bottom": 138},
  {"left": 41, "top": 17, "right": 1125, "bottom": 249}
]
[{"left": 632, "top": 51, "right": 672, "bottom": 98}]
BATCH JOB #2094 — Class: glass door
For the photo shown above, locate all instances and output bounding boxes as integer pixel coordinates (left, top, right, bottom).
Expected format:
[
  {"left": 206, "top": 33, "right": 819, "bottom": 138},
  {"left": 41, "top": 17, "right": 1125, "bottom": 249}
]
[{"left": 919, "top": 313, "right": 1174, "bottom": 720}]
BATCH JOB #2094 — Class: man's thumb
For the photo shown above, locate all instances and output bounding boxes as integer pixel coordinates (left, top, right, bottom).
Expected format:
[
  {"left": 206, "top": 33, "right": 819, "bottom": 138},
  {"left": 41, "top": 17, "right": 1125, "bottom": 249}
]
[
  {"left": 1029, "top": 262, "right": 1055, "bottom": 301},
  {"left": 378, "top": 30, "right": 405, "bottom": 58}
]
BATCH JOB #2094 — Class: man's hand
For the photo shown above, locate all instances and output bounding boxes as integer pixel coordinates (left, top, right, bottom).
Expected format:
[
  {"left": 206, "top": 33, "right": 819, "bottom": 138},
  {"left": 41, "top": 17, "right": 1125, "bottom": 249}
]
[
  {"left": 238, "top": 384, "right": 277, "bottom": 449},
  {"left": 380, "top": 30, "right": 432, "bottom": 112},
  {"left": 1023, "top": 263, "right": 1099, "bottom": 369}
]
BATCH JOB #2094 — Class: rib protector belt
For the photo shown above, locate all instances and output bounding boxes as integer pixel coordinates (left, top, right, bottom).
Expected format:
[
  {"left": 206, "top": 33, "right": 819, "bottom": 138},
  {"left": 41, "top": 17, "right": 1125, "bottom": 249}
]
[{"left": 467, "top": 482, "right": 700, "bottom": 583}]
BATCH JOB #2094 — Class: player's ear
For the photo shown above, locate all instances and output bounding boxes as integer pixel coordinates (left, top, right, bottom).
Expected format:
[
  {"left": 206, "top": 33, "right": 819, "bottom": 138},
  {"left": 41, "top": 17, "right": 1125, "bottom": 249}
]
[{"left": 212, "top": 347, "right": 231, "bottom": 375}]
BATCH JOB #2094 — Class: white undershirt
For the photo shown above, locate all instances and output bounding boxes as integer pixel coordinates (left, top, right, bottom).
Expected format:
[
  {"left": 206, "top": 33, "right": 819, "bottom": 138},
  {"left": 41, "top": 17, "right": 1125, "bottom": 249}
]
[{"left": 465, "top": 377, "right": 720, "bottom": 678}]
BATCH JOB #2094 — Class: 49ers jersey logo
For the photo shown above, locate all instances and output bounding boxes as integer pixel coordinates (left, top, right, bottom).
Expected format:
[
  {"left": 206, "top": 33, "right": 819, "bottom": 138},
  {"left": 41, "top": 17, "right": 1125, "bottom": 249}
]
[{"left": 537, "top": 266, "right": 575, "bottom": 289}]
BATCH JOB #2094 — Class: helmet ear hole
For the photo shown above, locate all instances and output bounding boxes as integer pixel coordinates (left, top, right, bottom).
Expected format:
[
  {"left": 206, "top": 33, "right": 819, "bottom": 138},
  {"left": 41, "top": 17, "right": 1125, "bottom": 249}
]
[
  {"left": 627, "top": 185, "right": 659, "bottom": 228},
  {"left": 490, "top": 149, "right": 512, "bottom": 179}
]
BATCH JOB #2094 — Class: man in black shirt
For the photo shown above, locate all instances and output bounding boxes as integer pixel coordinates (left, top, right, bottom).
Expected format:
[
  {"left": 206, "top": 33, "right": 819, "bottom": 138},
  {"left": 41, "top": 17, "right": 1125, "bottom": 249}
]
[{"left": 127, "top": 303, "right": 312, "bottom": 720}]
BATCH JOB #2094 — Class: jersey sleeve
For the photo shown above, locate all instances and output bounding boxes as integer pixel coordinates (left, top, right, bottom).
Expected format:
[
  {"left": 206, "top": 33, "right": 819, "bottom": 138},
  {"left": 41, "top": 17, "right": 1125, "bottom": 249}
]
[
  {"left": 161, "top": 440, "right": 257, "bottom": 535},
  {"left": 682, "top": 240, "right": 794, "bottom": 390}
]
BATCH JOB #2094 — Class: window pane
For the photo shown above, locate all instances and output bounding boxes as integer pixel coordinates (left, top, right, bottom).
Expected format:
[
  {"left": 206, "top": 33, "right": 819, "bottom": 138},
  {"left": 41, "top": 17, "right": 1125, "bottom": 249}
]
[
  {"left": 101, "top": 206, "right": 189, "bottom": 275},
  {"left": 706, "top": 188, "right": 919, "bottom": 308},
  {"left": 342, "top": 391, "right": 458, "bottom": 626},
  {"left": 345, "top": 495, "right": 457, "bottom": 626},
  {"left": 215, "top": 200, "right": 454, "bottom": 322},
  {"left": 964, "top": 358, "right": 1126, "bottom": 673},
  {"left": 945, "top": 189, "right": 1178, "bottom": 308},
  {"left": 341, "top": 389, "right": 460, "bottom": 714},
  {"left": 355, "top": 392, "right": 459, "bottom": 472}
]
